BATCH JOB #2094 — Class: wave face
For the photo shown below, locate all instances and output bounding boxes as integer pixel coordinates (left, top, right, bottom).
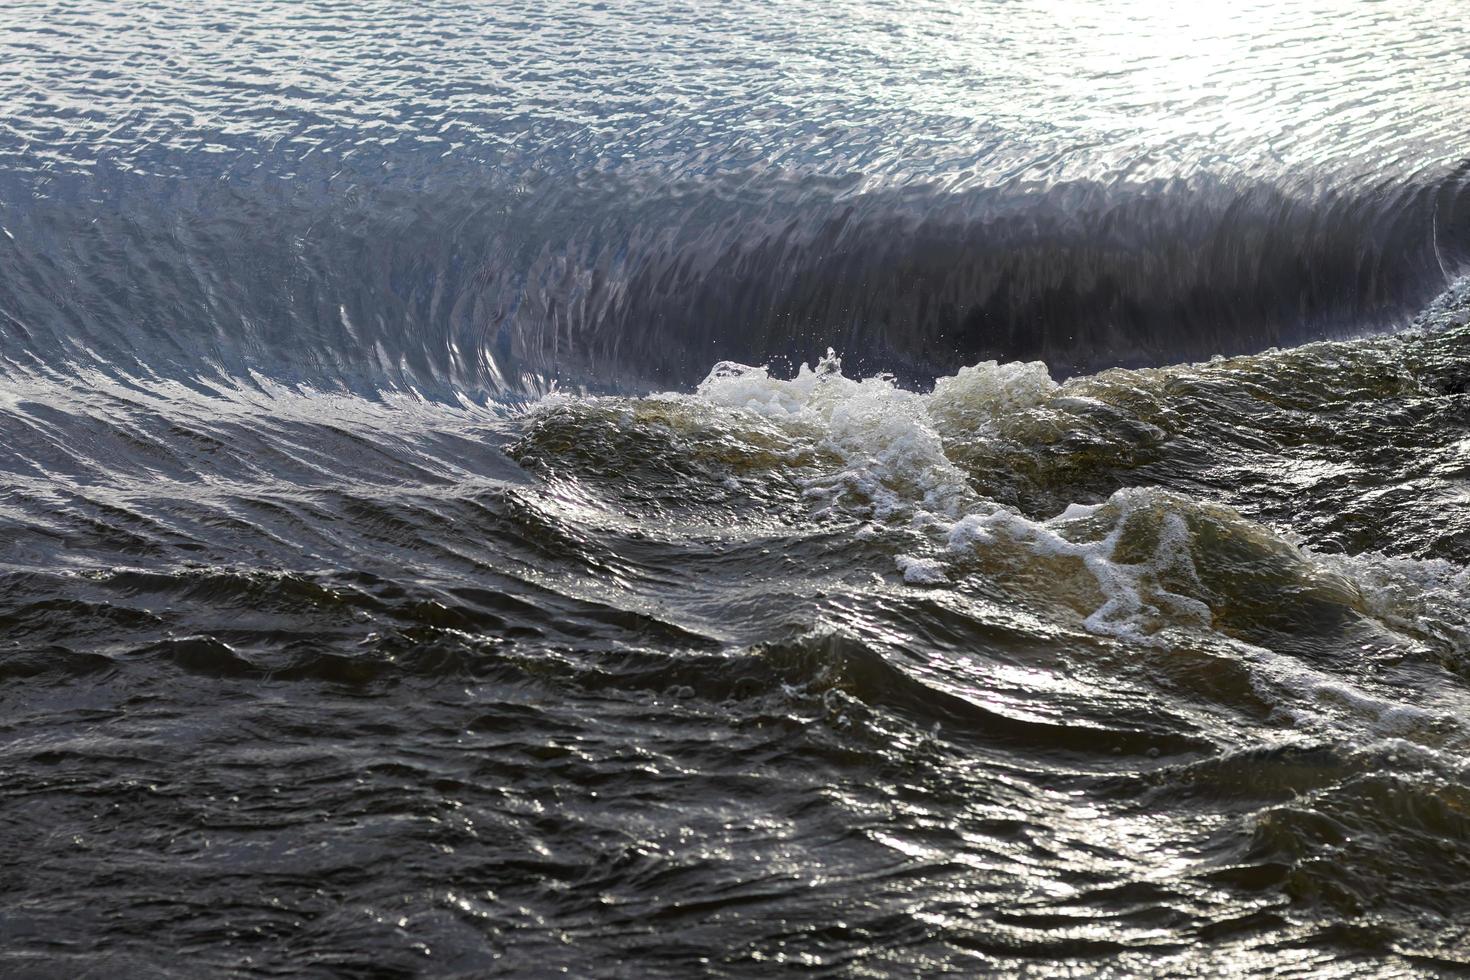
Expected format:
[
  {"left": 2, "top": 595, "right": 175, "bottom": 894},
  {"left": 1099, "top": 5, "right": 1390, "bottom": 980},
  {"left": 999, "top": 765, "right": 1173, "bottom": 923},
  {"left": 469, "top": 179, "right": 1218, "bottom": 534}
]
[
  {"left": 4, "top": 1, "right": 1470, "bottom": 976},
  {"left": 10, "top": 167, "right": 1467, "bottom": 395}
]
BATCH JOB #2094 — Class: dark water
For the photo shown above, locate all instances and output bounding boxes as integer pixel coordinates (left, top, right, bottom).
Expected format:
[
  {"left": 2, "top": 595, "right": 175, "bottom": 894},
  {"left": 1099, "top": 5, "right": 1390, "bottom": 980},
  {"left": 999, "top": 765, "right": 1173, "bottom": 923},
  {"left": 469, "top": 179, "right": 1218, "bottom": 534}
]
[{"left": 4, "top": 2, "right": 1470, "bottom": 976}]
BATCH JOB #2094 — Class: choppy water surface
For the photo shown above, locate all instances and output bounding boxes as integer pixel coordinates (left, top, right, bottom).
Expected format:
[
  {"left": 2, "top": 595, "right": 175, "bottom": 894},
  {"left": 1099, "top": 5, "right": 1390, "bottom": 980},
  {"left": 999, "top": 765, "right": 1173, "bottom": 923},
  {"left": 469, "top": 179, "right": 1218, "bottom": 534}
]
[{"left": 3, "top": 1, "right": 1470, "bottom": 975}]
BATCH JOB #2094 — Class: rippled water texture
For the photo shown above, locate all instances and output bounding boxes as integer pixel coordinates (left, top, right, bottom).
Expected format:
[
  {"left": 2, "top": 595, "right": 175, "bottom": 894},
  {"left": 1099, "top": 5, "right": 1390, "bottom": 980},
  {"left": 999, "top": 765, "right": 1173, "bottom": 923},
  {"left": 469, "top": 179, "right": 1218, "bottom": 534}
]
[{"left": 3, "top": 2, "right": 1470, "bottom": 976}]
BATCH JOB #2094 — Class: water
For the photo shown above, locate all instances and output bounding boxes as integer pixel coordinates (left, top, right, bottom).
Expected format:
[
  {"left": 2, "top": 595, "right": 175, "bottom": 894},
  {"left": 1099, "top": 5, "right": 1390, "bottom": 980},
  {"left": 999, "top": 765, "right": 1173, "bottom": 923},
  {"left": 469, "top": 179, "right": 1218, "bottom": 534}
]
[{"left": 2, "top": 1, "right": 1469, "bottom": 975}]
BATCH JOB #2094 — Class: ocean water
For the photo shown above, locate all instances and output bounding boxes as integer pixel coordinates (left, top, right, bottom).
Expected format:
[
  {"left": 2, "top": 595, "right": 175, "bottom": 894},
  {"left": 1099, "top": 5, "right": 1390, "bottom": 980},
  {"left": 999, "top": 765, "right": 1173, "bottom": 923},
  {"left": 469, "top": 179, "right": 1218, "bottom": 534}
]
[{"left": 2, "top": 1, "right": 1470, "bottom": 975}]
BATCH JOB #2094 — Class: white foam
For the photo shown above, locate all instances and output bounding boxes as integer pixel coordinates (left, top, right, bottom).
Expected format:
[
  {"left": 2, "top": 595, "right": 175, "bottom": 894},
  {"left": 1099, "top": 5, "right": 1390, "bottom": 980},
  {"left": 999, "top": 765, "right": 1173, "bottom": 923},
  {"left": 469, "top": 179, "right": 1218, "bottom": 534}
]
[
  {"left": 896, "top": 556, "right": 949, "bottom": 585},
  {"left": 1316, "top": 550, "right": 1470, "bottom": 656},
  {"left": 697, "top": 351, "right": 977, "bottom": 519},
  {"left": 938, "top": 488, "right": 1215, "bottom": 642},
  {"left": 694, "top": 350, "right": 1059, "bottom": 523},
  {"left": 927, "top": 358, "right": 1058, "bottom": 430}
]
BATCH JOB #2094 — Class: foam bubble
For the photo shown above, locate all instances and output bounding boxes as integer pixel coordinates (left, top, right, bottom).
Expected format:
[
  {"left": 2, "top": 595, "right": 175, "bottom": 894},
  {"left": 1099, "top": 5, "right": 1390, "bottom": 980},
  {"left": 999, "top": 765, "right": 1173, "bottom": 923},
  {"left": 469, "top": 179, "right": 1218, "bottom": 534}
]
[
  {"left": 694, "top": 350, "right": 1062, "bottom": 522},
  {"left": 1316, "top": 550, "right": 1470, "bottom": 657},
  {"left": 927, "top": 358, "right": 1058, "bottom": 431},
  {"left": 697, "top": 350, "right": 978, "bottom": 519},
  {"left": 938, "top": 488, "right": 1216, "bottom": 642},
  {"left": 896, "top": 556, "right": 949, "bottom": 585}
]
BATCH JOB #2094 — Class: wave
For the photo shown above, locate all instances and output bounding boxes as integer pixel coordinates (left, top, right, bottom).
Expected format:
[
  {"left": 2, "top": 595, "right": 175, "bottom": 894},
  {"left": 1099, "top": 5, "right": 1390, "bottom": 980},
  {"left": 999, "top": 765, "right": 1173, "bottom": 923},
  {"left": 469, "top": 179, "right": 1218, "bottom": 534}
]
[
  {"left": 517, "top": 318, "right": 1470, "bottom": 707},
  {"left": 2, "top": 163, "right": 1467, "bottom": 397}
]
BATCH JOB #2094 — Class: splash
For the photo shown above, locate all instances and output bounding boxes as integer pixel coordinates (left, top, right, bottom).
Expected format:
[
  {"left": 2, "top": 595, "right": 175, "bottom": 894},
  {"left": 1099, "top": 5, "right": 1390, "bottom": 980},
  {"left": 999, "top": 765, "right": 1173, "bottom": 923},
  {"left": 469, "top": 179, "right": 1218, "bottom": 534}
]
[{"left": 678, "top": 345, "right": 1470, "bottom": 666}]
